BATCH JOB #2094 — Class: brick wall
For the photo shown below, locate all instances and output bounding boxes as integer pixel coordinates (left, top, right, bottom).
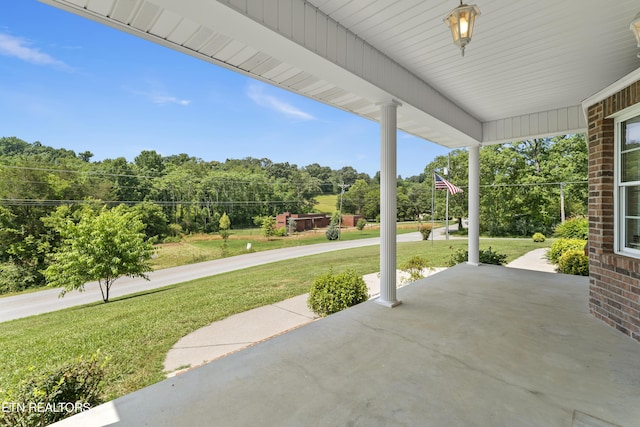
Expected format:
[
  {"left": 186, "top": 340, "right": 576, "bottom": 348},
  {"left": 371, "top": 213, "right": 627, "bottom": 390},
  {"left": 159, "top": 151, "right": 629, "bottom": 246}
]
[
  {"left": 587, "top": 79, "right": 640, "bottom": 343},
  {"left": 341, "top": 215, "right": 364, "bottom": 227}
]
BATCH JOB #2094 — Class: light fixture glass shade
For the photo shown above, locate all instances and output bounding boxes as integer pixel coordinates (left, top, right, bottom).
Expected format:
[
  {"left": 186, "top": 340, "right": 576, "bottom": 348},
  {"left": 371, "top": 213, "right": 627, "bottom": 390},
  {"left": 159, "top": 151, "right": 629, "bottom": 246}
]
[
  {"left": 631, "top": 11, "right": 640, "bottom": 47},
  {"left": 444, "top": 2, "right": 480, "bottom": 56}
]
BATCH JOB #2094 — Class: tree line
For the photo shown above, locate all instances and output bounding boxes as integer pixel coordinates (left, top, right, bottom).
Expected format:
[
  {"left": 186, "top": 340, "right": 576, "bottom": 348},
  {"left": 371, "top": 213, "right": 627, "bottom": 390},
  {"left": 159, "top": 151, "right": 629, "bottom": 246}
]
[
  {"left": 338, "top": 134, "right": 587, "bottom": 236},
  {"left": 0, "top": 136, "right": 371, "bottom": 293},
  {"left": 0, "top": 134, "right": 587, "bottom": 294}
]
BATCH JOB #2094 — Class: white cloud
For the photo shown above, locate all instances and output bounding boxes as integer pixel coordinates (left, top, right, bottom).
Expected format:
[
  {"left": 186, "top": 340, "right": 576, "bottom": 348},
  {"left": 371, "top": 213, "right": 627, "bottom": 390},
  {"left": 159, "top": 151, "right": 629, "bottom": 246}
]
[
  {"left": 150, "top": 94, "right": 191, "bottom": 106},
  {"left": 246, "top": 82, "right": 314, "bottom": 121},
  {"left": 128, "top": 84, "right": 191, "bottom": 107},
  {"left": 0, "top": 33, "right": 70, "bottom": 70}
]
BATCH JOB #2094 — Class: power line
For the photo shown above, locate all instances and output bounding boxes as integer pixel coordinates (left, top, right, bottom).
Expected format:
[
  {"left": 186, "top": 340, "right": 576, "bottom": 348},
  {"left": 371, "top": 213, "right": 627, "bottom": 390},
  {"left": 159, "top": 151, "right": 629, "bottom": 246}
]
[
  {"left": 437, "top": 180, "right": 587, "bottom": 191},
  {"left": 479, "top": 180, "right": 587, "bottom": 188},
  {"left": 0, "top": 198, "right": 305, "bottom": 207}
]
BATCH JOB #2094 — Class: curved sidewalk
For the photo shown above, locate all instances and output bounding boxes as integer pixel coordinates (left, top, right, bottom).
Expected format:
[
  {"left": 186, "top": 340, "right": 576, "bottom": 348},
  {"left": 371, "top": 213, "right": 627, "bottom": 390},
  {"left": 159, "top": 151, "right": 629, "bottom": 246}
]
[{"left": 164, "top": 248, "right": 555, "bottom": 376}]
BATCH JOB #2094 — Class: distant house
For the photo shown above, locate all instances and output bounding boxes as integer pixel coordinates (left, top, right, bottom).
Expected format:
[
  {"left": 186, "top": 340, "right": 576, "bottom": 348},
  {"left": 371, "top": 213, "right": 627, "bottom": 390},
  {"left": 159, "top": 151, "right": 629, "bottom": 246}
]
[
  {"left": 276, "top": 212, "right": 331, "bottom": 232},
  {"left": 341, "top": 214, "right": 364, "bottom": 227}
]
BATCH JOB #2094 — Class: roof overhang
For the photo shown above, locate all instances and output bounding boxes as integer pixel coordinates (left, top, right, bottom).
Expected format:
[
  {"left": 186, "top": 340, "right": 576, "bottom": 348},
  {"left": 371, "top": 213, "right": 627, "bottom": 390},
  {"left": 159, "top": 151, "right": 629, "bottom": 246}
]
[{"left": 39, "top": 0, "right": 640, "bottom": 148}]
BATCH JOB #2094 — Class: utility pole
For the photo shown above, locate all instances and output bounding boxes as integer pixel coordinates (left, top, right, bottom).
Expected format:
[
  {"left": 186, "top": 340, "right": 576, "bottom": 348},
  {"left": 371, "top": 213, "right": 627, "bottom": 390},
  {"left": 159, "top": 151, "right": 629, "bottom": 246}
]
[
  {"left": 560, "top": 182, "right": 566, "bottom": 223},
  {"left": 338, "top": 183, "right": 349, "bottom": 240}
]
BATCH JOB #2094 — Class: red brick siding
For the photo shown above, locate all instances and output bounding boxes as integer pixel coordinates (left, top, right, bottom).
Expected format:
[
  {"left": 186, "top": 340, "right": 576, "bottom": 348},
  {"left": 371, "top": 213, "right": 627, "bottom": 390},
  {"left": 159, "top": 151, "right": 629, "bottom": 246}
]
[
  {"left": 587, "top": 79, "right": 640, "bottom": 343},
  {"left": 341, "top": 215, "right": 364, "bottom": 227},
  {"left": 276, "top": 212, "right": 331, "bottom": 232}
]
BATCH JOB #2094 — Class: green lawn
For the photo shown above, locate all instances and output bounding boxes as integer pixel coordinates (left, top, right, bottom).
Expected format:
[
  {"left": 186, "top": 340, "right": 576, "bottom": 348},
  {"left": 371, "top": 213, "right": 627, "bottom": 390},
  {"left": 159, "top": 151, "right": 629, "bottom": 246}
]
[
  {"left": 151, "top": 223, "right": 422, "bottom": 270},
  {"left": 0, "top": 238, "right": 549, "bottom": 402},
  {"left": 312, "top": 194, "right": 338, "bottom": 213}
]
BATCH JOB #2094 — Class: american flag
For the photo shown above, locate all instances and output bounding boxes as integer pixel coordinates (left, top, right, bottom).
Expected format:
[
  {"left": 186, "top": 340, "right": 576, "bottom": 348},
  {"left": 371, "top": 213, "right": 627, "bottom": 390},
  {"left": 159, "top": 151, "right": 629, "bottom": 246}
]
[{"left": 434, "top": 173, "right": 464, "bottom": 195}]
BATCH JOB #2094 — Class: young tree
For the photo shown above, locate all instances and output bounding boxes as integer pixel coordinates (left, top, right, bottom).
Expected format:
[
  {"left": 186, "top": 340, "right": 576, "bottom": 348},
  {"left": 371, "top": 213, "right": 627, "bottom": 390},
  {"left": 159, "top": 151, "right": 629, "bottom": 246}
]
[
  {"left": 219, "top": 212, "right": 231, "bottom": 243},
  {"left": 260, "top": 216, "right": 276, "bottom": 241},
  {"left": 44, "top": 206, "right": 155, "bottom": 303}
]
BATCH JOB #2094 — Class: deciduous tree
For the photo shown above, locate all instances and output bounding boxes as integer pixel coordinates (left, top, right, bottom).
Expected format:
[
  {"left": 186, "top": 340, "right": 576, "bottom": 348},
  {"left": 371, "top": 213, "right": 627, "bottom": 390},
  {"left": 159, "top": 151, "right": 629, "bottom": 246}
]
[{"left": 44, "top": 206, "right": 154, "bottom": 302}]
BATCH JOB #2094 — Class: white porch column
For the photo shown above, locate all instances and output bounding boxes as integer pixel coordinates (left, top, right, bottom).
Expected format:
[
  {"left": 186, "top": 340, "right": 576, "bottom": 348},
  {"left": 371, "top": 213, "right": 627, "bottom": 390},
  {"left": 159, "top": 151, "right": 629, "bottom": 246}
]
[
  {"left": 468, "top": 144, "right": 480, "bottom": 266},
  {"left": 377, "top": 100, "right": 401, "bottom": 307}
]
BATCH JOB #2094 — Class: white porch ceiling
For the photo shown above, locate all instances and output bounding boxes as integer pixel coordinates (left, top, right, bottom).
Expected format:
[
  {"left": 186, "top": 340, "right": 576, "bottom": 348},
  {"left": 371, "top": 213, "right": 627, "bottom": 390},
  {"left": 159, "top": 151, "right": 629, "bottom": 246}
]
[{"left": 40, "top": 0, "right": 640, "bottom": 148}]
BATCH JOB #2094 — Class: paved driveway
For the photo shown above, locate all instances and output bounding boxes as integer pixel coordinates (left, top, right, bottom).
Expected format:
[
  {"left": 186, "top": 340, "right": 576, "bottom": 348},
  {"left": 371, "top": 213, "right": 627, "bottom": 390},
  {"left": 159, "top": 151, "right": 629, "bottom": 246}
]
[{"left": 0, "top": 232, "right": 423, "bottom": 323}]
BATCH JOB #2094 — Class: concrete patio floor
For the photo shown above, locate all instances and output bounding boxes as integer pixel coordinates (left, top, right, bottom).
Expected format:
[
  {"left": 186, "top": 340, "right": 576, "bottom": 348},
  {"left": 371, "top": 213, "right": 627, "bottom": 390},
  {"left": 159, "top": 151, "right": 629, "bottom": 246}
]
[{"left": 54, "top": 264, "right": 640, "bottom": 427}]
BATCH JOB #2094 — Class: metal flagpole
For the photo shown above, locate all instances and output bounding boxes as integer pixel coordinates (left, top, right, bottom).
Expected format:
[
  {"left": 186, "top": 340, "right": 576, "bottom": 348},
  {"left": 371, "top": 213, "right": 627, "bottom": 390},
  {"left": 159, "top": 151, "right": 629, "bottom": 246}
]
[
  {"left": 431, "top": 173, "right": 435, "bottom": 246},
  {"left": 445, "top": 183, "right": 449, "bottom": 240},
  {"left": 445, "top": 153, "right": 450, "bottom": 240}
]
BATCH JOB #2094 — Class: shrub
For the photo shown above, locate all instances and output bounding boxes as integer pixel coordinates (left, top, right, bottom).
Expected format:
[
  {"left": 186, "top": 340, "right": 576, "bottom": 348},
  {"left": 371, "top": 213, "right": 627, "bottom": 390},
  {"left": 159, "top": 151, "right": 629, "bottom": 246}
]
[
  {"left": 356, "top": 218, "right": 367, "bottom": 231},
  {"left": 399, "top": 256, "right": 431, "bottom": 284},
  {"left": 168, "top": 223, "right": 183, "bottom": 238},
  {"left": 548, "top": 238, "right": 587, "bottom": 264},
  {"left": 418, "top": 224, "right": 432, "bottom": 240},
  {"left": 554, "top": 216, "right": 588, "bottom": 240},
  {"left": 479, "top": 247, "right": 507, "bottom": 265},
  {"left": 447, "top": 248, "right": 468, "bottom": 266},
  {"left": 307, "top": 269, "right": 369, "bottom": 316},
  {"left": 557, "top": 249, "right": 589, "bottom": 276},
  {"left": 0, "top": 261, "right": 37, "bottom": 294},
  {"left": 325, "top": 224, "right": 340, "bottom": 240},
  {"left": 0, "top": 353, "right": 107, "bottom": 427},
  {"left": 532, "top": 232, "right": 546, "bottom": 242},
  {"left": 275, "top": 226, "right": 287, "bottom": 237},
  {"left": 447, "top": 246, "right": 507, "bottom": 266}
]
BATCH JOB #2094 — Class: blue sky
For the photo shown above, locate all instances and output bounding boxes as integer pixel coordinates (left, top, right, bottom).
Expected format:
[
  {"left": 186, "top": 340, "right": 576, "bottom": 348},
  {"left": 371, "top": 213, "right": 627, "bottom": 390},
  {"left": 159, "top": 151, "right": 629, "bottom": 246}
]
[{"left": 0, "top": 1, "right": 451, "bottom": 178}]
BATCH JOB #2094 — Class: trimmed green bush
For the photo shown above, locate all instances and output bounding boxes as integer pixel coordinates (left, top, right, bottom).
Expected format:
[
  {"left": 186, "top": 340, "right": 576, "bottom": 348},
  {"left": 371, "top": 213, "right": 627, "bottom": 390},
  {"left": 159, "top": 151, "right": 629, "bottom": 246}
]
[
  {"left": 548, "top": 238, "right": 587, "bottom": 264},
  {"left": 356, "top": 218, "right": 367, "bottom": 231},
  {"left": 0, "top": 353, "right": 107, "bottom": 427},
  {"left": 447, "top": 246, "right": 507, "bottom": 266},
  {"left": 307, "top": 269, "right": 369, "bottom": 316},
  {"left": 532, "top": 232, "right": 546, "bottom": 242},
  {"left": 554, "top": 216, "right": 588, "bottom": 240},
  {"left": 325, "top": 224, "right": 340, "bottom": 240},
  {"left": 558, "top": 249, "right": 589, "bottom": 276},
  {"left": 419, "top": 224, "right": 432, "bottom": 240}
]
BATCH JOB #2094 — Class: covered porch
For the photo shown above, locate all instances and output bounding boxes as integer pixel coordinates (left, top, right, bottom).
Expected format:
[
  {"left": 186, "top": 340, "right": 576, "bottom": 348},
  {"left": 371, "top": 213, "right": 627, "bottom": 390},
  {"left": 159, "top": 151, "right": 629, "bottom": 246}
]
[
  {"left": 35, "top": 1, "right": 640, "bottom": 424},
  {"left": 54, "top": 265, "right": 640, "bottom": 426},
  {"left": 38, "top": 0, "right": 640, "bottom": 310}
]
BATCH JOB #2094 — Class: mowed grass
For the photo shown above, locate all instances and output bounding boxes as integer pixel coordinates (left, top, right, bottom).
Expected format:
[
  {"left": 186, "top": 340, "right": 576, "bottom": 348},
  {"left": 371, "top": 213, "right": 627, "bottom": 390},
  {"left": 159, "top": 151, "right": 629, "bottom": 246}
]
[
  {"left": 151, "top": 223, "right": 423, "bottom": 270},
  {"left": 313, "top": 194, "right": 338, "bottom": 213},
  {"left": 0, "top": 238, "right": 549, "bottom": 401}
]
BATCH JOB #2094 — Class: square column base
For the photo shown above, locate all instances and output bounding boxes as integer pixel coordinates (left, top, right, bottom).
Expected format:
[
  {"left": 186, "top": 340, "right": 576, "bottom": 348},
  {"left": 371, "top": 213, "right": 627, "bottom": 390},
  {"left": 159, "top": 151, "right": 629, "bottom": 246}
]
[{"left": 375, "top": 298, "right": 402, "bottom": 308}]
